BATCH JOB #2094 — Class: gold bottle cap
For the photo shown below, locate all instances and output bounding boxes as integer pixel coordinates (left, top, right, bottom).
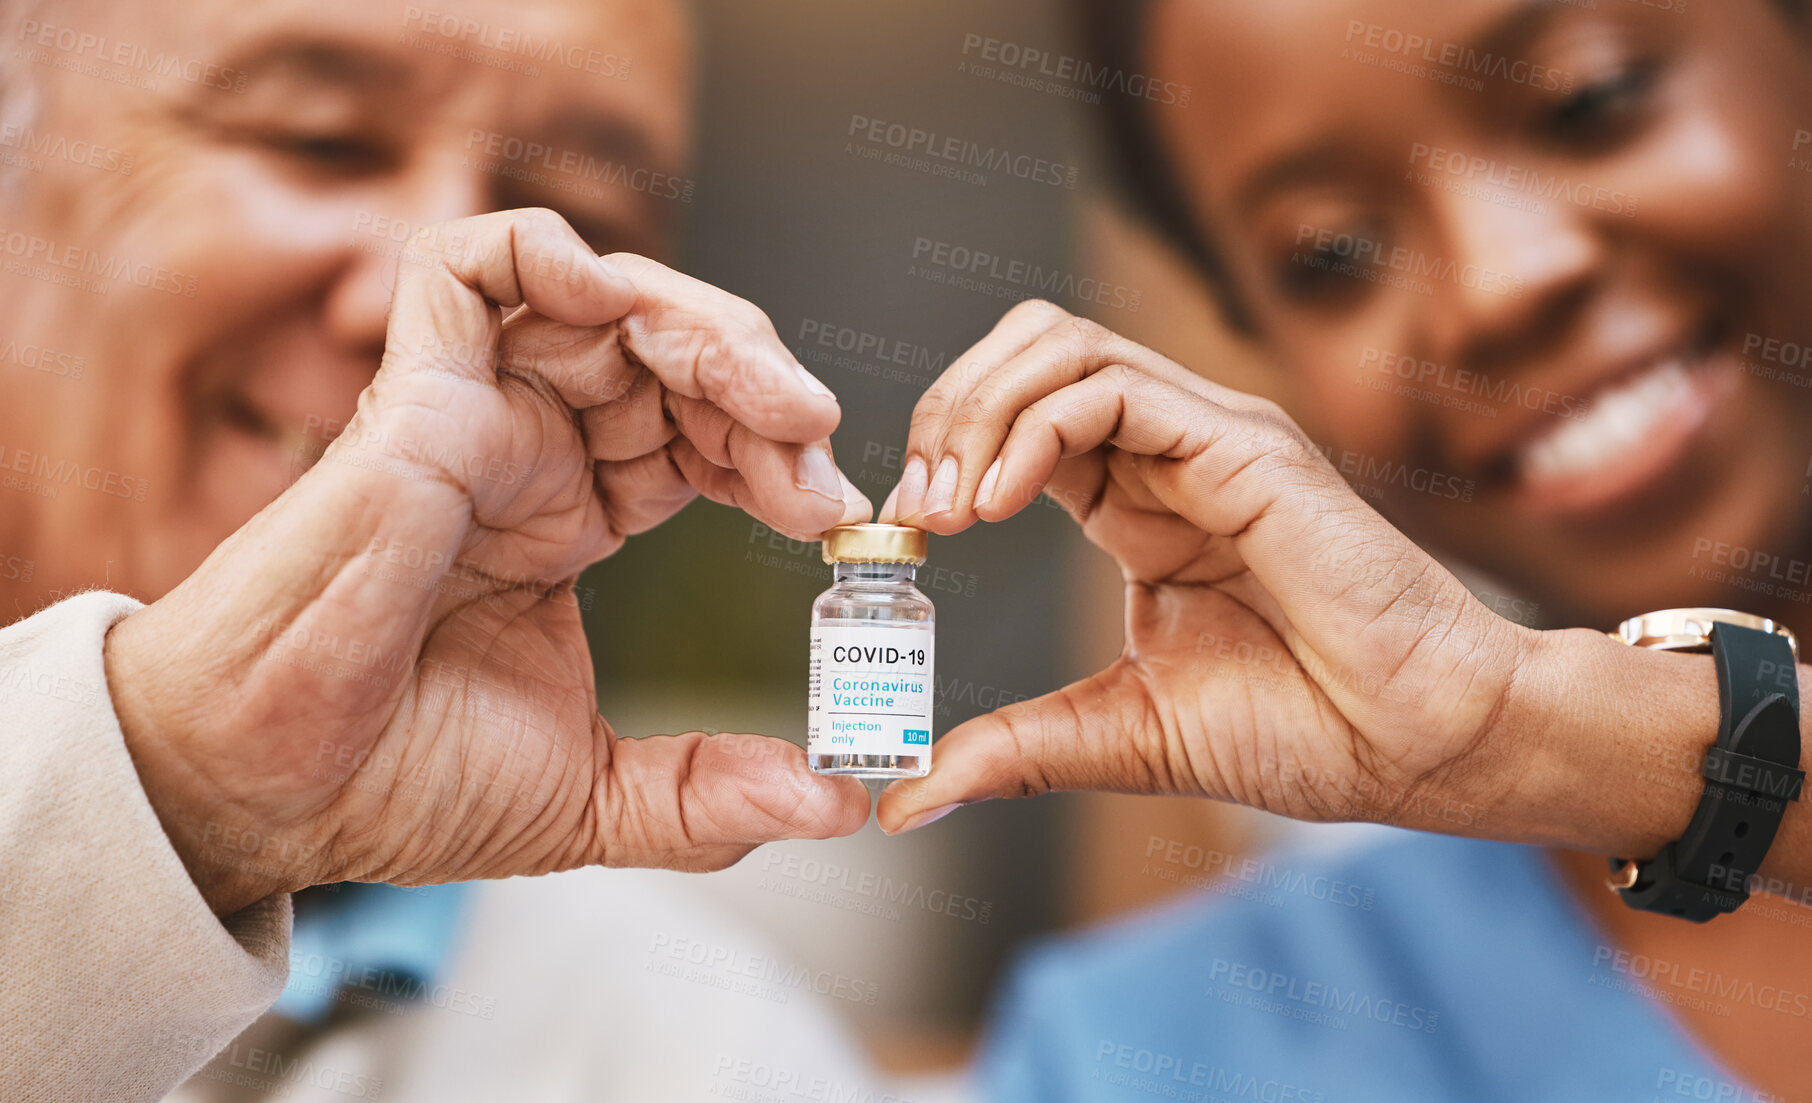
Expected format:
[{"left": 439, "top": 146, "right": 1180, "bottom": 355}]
[{"left": 821, "top": 523, "right": 928, "bottom": 565}]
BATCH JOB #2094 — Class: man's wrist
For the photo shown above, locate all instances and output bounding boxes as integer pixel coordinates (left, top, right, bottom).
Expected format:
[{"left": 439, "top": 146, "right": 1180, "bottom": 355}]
[{"left": 102, "top": 606, "right": 285, "bottom": 916}]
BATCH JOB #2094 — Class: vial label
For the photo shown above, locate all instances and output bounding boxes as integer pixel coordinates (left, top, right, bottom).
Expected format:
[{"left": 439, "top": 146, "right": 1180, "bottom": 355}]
[{"left": 807, "top": 623, "right": 935, "bottom": 758}]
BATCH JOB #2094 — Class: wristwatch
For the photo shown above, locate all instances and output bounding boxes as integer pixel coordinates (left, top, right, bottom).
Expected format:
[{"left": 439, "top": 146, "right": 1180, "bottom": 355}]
[{"left": 1607, "top": 608, "right": 1803, "bottom": 921}]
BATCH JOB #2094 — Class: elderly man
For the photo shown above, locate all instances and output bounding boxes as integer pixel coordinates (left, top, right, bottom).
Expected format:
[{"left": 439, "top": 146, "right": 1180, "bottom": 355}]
[{"left": 0, "top": 0, "right": 886, "bottom": 1099}]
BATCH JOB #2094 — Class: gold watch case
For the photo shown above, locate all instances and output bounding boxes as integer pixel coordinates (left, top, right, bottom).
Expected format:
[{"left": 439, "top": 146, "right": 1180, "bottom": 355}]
[{"left": 1609, "top": 607, "right": 1799, "bottom": 661}]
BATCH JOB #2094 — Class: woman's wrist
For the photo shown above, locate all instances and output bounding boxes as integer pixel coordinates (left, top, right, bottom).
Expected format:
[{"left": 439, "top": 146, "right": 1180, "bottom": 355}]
[
  {"left": 1490, "top": 626, "right": 1715, "bottom": 855},
  {"left": 1471, "top": 624, "right": 1812, "bottom": 895}
]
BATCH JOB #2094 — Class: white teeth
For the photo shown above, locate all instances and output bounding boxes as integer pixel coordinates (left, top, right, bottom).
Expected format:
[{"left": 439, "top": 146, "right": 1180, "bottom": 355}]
[{"left": 1519, "top": 358, "right": 1695, "bottom": 484}]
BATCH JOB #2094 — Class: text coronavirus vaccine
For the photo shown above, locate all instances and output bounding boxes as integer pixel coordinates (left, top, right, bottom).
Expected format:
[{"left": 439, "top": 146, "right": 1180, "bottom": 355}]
[{"left": 808, "top": 523, "right": 934, "bottom": 779}]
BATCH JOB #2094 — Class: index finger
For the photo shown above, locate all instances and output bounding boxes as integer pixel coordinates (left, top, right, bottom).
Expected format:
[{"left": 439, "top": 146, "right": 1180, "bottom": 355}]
[
  {"left": 602, "top": 253, "right": 843, "bottom": 444},
  {"left": 382, "top": 208, "right": 640, "bottom": 393},
  {"left": 883, "top": 305, "right": 1219, "bottom": 530},
  {"left": 376, "top": 210, "right": 842, "bottom": 447}
]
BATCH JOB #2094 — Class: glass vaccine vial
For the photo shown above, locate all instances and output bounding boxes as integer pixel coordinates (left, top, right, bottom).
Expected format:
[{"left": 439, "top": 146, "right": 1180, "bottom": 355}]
[{"left": 808, "top": 524, "right": 935, "bottom": 779}]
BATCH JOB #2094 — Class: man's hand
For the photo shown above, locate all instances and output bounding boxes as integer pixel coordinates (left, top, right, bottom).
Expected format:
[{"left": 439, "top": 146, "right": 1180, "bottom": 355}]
[
  {"left": 103, "top": 209, "right": 872, "bottom": 915},
  {"left": 873, "top": 300, "right": 1541, "bottom": 837}
]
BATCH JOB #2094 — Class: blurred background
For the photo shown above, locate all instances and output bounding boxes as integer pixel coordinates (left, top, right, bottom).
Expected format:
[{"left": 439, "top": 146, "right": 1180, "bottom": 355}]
[{"left": 587, "top": 0, "right": 1280, "bottom": 1082}]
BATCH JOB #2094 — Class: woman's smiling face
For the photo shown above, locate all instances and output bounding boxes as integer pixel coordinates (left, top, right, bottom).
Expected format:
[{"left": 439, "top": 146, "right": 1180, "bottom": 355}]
[{"left": 1148, "top": 0, "right": 1812, "bottom": 625}]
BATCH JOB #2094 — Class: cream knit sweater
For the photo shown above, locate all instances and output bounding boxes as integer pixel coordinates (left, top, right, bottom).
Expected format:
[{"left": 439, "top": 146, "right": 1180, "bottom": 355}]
[{"left": 0, "top": 592, "right": 290, "bottom": 1101}]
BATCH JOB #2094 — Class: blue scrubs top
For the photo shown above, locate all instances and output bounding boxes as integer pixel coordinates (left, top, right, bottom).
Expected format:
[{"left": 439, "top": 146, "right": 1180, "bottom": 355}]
[
  {"left": 272, "top": 881, "right": 471, "bottom": 1024},
  {"left": 980, "top": 833, "right": 1749, "bottom": 1102}
]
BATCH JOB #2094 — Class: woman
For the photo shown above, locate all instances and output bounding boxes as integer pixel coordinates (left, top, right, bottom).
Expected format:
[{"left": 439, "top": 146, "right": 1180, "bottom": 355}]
[{"left": 875, "top": 0, "right": 1812, "bottom": 1097}]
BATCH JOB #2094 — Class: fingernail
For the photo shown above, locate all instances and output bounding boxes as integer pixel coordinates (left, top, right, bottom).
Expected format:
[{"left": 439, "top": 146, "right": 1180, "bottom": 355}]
[
  {"left": 795, "top": 448, "right": 843, "bottom": 502},
  {"left": 793, "top": 362, "right": 837, "bottom": 400},
  {"left": 896, "top": 455, "right": 929, "bottom": 517},
  {"left": 975, "top": 458, "right": 1001, "bottom": 509},
  {"left": 893, "top": 803, "right": 962, "bottom": 834},
  {"left": 923, "top": 455, "right": 959, "bottom": 515},
  {"left": 879, "top": 483, "right": 901, "bottom": 521},
  {"left": 838, "top": 471, "right": 872, "bottom": 520}
]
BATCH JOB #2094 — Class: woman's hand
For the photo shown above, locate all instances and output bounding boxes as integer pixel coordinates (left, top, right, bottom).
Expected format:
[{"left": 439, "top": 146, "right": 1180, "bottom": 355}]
[
  {"left": 874, "top": 300, "right": 1545, "bottom": 836},
  {"left": 104, "top": 209, "right": 872, "bottom": 915}
]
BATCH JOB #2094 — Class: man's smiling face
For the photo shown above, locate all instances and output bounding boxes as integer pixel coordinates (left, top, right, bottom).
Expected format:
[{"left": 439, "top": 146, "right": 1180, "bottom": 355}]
[{"left": 0, "top": 0, "right": 693, "bottom": 613}]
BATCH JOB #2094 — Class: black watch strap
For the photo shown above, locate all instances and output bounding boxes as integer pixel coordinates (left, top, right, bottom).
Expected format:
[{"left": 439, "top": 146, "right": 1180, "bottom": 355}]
[{"left": 1611, "top": 622, "right": 1804, "bottom": 921}]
